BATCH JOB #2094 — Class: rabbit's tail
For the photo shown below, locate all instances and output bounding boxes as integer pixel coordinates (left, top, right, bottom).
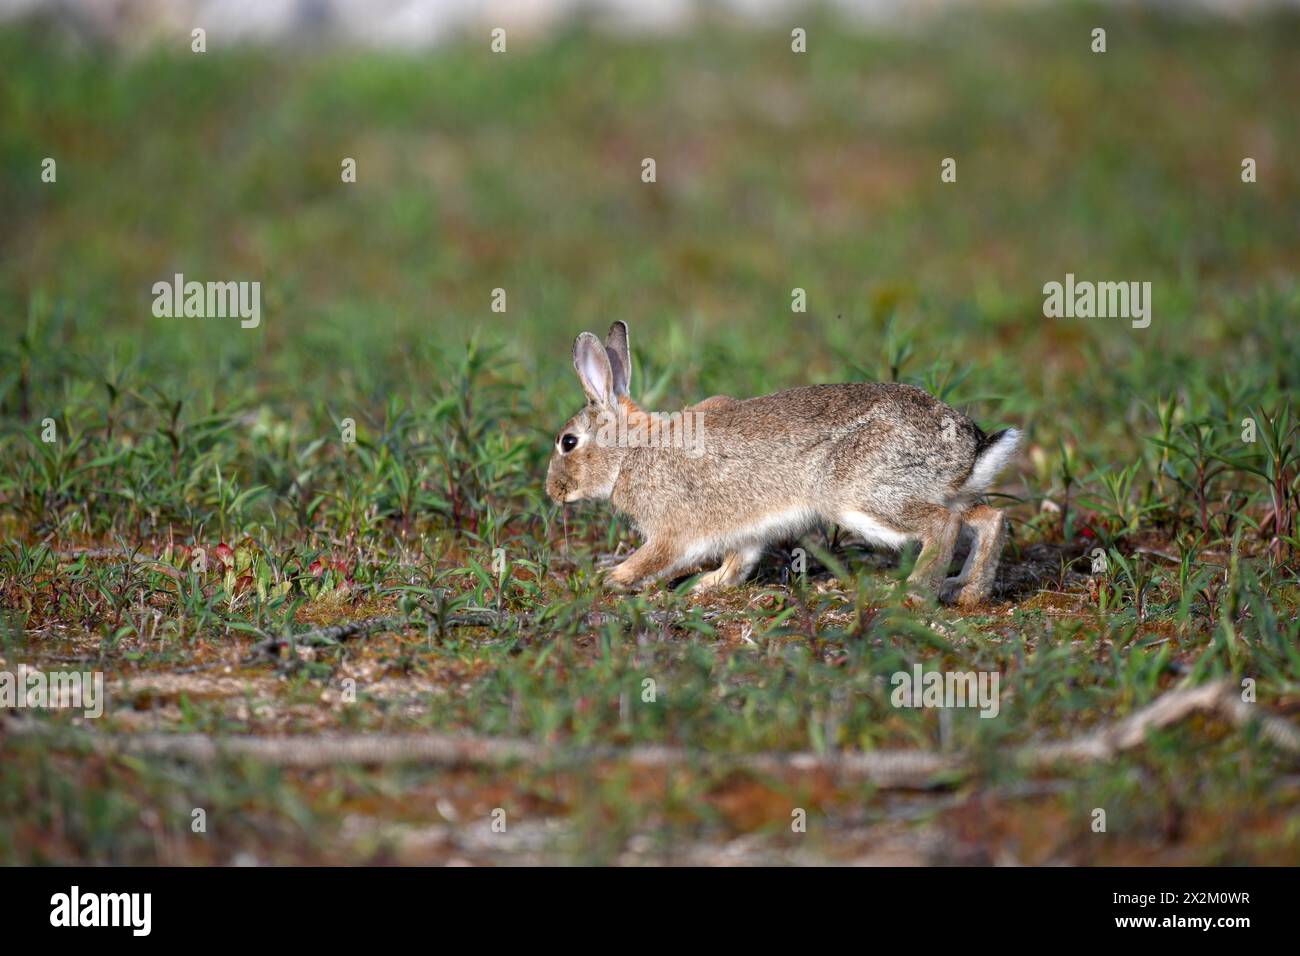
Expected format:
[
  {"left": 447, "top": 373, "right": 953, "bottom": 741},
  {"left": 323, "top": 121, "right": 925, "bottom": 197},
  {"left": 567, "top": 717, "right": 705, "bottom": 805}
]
[{"left": 960, "top": 427, "right": 1020, "bottom": 496}]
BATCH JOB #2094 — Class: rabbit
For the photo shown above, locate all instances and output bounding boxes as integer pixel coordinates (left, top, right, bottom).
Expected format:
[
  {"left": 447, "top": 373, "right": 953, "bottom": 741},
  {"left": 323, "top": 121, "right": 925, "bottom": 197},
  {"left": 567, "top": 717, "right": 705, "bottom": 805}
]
[{"left": 545, "top": 321, "right": 1020, "bottom": 606}]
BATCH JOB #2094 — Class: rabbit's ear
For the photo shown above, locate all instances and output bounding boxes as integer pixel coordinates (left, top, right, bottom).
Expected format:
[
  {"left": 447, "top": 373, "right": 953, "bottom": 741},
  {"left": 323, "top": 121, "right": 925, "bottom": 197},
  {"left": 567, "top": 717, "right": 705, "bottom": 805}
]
[
  {"left": 603, "top": 321, "right": 631, "bottom": 398},
  {"left": 573, "top": 332, "right": 615, "bottom": 406}
]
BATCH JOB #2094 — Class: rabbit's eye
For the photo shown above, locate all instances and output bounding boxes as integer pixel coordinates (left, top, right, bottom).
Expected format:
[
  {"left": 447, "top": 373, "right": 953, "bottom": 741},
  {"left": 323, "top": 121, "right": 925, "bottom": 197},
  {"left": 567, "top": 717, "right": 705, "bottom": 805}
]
[{"left": 560, "top": 434, "right": 578, "bottom": 453}]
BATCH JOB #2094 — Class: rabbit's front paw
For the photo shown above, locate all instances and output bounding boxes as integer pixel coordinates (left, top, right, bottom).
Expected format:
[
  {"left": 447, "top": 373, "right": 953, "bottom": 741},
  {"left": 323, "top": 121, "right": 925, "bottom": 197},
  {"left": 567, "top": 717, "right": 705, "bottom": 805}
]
[
  {"left": 691, "top": 569, "right": 727, "bottom": 593},
  {"left": 692, "top": 549, "right": 760, "bottom": 594},
  {"left": 604, "top": 573, "right": 636, "bottom": 593},
  {"left": 605, "top": 561, "right": 643, "bottom": 592}
]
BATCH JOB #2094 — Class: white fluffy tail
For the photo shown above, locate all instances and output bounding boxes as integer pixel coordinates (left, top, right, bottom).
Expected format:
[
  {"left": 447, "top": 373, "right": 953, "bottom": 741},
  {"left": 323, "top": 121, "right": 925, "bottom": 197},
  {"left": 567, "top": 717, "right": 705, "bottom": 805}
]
[{"left": 961, "top": 427, "right": 1020, "bottom": 495}]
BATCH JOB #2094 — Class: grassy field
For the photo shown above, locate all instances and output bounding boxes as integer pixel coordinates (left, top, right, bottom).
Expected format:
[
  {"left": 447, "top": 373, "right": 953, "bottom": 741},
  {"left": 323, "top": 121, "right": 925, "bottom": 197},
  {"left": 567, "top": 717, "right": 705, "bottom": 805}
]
[{"left": 1, "top": 4, "right": 1299, "bottom": 864}]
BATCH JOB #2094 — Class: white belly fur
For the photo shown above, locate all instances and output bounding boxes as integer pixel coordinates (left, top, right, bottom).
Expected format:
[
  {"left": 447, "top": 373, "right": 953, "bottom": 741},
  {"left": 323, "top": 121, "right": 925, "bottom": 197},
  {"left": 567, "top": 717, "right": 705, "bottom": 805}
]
[{"left": 678, "top": 506, "right": 820, "bottom": 567}]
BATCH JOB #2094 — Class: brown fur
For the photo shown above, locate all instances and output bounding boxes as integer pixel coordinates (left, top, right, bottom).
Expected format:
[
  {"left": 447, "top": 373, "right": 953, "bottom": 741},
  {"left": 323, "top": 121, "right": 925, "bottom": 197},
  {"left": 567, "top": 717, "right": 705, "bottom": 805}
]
[{"left": 545, "top": 322, "right": 1019, "bottom": 604}]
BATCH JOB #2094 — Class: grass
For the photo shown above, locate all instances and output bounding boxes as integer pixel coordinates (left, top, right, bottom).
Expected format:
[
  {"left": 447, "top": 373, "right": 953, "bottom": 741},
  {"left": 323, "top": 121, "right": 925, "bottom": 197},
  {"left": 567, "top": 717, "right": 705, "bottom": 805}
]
[{"left": 1, "top": 4, "right": 1299, "bottom": 864}]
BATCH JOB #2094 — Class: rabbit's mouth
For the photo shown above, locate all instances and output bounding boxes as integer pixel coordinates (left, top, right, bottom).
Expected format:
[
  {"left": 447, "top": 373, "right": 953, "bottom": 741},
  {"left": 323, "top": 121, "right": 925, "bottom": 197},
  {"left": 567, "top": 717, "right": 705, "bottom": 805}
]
[
  {"left": 544, "top": 471, "right": 569, "bottom": 503},
  {"left": 546, "top": 480, "right": 592, "bottom": 504}
]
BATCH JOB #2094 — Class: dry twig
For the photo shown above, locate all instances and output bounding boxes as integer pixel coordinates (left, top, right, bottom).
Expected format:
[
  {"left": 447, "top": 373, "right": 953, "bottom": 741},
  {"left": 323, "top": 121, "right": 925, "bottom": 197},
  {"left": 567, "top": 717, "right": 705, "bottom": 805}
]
[{"left": 4, "top": 679, "right": 1295, "bottom": 790}]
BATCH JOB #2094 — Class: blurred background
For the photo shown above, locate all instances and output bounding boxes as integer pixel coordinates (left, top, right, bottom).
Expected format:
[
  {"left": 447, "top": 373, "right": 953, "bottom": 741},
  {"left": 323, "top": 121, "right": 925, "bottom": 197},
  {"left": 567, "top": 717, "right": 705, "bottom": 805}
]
[{"left": 1, "top": 0, "right": 1298, "bottom": 511}]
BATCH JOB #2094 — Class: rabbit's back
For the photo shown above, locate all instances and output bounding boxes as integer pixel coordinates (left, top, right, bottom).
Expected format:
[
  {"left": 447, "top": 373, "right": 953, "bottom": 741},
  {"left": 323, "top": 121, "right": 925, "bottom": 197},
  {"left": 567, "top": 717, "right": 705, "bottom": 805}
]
[
  {"left": 617, "top": 382, "right": 985, "bottom": 527},
  {"left": 692, "top": 381, "right": 980, "bottom": 482}
]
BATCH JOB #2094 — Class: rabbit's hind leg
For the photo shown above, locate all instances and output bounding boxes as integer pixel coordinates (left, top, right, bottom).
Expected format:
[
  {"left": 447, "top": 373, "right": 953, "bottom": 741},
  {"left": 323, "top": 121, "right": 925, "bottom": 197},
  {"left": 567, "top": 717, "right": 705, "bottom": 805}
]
[
  {"left": 939, "top": 520, "right": 980, "bottom": 603},
  {"left": 944, "top": 504, "right": 1006, "bottom": 607},
  {"left": 836, "top": 505, "right": 954, "bottom": 601},
  {"left": 692, "top": 545, "right": 762, "bottom": 592},
  {"left": 899, "top": 503, "right": 961, "bottom": 603}
]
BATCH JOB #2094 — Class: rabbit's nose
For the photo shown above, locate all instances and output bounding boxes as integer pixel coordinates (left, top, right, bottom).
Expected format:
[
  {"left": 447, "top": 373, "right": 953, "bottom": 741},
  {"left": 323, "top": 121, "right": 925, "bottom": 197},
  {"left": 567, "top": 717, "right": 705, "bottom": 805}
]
[{"left": 544, "top": 471, "right": 565, "bottom": 502}]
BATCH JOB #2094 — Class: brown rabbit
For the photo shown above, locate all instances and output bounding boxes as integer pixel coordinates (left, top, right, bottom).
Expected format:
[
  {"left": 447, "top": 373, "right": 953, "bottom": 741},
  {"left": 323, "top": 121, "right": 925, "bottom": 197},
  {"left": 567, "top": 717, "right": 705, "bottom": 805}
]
[{"left": 545, "top": 322, "right": 1019, "bottom": 605}]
